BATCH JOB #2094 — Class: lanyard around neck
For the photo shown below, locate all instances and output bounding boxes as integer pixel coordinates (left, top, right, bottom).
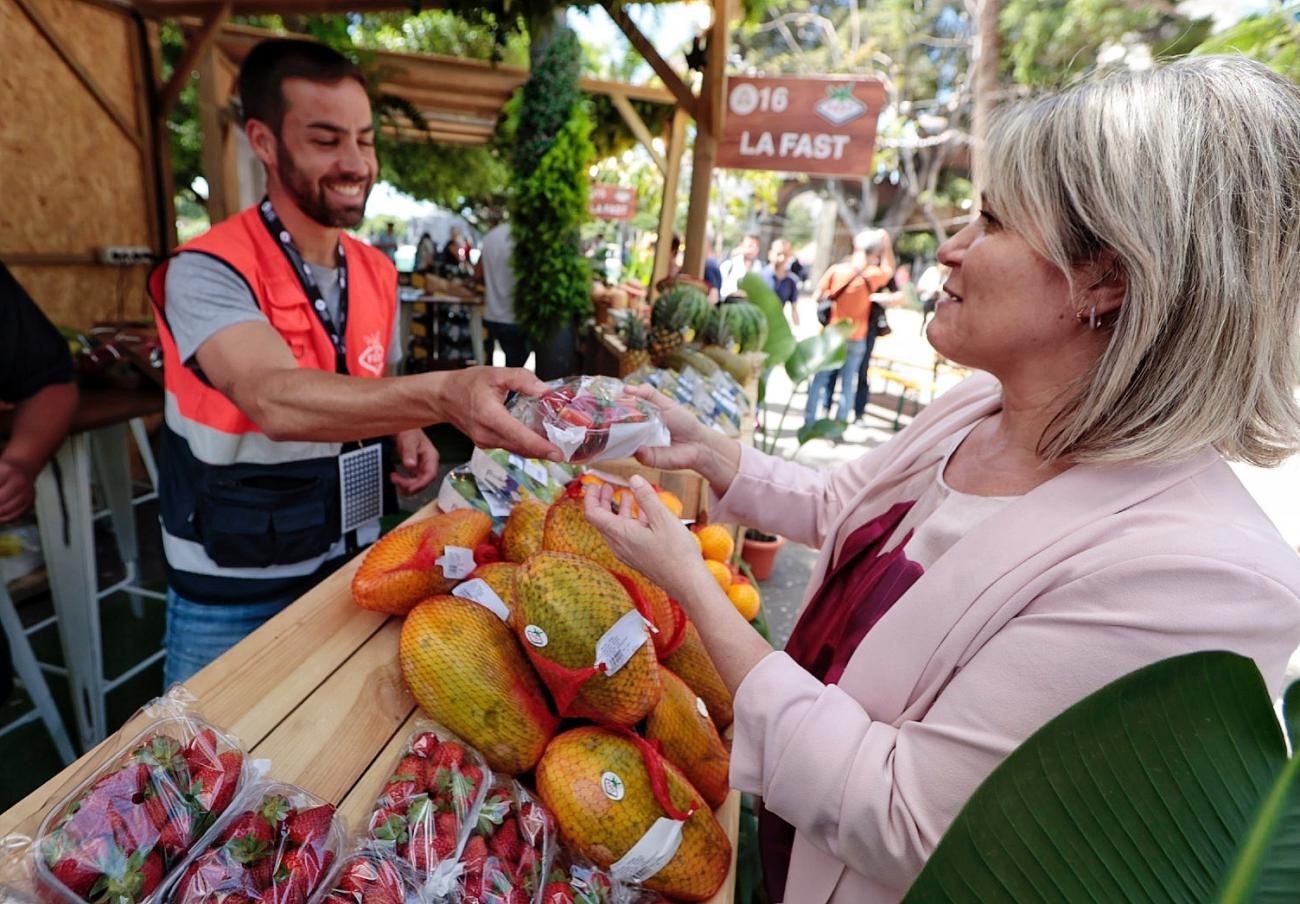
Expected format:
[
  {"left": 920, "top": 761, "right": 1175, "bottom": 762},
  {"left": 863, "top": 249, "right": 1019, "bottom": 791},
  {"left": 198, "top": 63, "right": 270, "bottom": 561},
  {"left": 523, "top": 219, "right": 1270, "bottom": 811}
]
[{"left": 258, "top": 198, "right": 349, "bottom": 374}]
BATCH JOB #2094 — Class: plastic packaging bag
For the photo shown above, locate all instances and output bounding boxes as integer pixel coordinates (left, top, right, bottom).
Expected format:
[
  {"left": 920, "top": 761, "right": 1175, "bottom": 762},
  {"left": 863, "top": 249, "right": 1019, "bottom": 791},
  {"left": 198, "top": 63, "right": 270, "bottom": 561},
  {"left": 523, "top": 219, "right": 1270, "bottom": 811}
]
[
  {"left": 364, "top": 727, "right": 490, "bottom": 896},
  {"left": 167, "top": 781, "right": 343, "bottom": 904},
  {"left": 310, "top": 842, "right": 416, "bottom": 904},
  {"left": 457, "top": 780, "right": 555, "bottom": 904},
  {"left": 509, "top": 379, "right": 669, "bottom": 464},
  {"left": 32, "top": 691, "right": 250, "bottom": 904}
]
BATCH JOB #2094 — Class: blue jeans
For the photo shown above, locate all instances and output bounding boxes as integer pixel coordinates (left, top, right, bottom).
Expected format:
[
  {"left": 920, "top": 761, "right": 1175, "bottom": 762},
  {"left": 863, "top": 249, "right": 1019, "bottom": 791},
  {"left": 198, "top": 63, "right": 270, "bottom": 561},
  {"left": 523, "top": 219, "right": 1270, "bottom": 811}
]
[
  {"left": 805, "top": 339, "right": 868, "bottom": 423},
  {"left": 163, "top": 589, "right": 296, "bottom": 687}
]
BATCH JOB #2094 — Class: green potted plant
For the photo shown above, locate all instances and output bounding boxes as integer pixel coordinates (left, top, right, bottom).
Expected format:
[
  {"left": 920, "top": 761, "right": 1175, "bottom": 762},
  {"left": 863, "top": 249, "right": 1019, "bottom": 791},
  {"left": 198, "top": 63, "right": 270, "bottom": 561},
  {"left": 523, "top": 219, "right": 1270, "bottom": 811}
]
[
  {"left": 736, "top": 272, "right": 853, "bottom": 580},
  {"left": 903, "top": 649, "right": 1300, "bottom": 902}
]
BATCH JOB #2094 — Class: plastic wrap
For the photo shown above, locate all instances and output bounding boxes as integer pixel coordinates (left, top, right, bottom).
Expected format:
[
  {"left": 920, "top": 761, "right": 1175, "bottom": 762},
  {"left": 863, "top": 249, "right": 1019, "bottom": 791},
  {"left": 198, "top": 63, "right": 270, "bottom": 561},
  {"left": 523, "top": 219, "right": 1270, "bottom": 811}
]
[
  {"left": 456, "top": 780, "right": 555, "bottom": 904},
  {"left": 509, "top": 379, "right": 668, "bottom": 464},
  {"left": 310, "top": 843, "right": 415, "bottom": 904},
  {"left": 167, "top": 782, "right": 344, "bottom": 904},
  {"left": 437, "top": 451, "right": 576, "bottom": 526},
  {"left": 31, "top": 692, "right": 250, "bottom": 904},
  {"left": 364, "top": 727, "right": 490, "bottom": 897}
]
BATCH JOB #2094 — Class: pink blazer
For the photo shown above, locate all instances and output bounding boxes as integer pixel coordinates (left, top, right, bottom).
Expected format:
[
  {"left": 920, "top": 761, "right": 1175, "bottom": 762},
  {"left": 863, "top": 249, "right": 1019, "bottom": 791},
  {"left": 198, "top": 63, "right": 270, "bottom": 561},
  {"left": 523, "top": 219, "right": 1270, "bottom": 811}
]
[{"left": 713, "top": 373, "right": 1300, "bottom": 903}]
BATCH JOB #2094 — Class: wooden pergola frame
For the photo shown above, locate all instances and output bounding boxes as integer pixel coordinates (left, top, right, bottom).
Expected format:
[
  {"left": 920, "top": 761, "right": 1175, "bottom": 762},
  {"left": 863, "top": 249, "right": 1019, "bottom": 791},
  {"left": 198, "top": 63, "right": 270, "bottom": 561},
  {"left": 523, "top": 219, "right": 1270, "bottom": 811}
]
[{"left": 30, "top": 0, "right": 731, "bottom": 280}]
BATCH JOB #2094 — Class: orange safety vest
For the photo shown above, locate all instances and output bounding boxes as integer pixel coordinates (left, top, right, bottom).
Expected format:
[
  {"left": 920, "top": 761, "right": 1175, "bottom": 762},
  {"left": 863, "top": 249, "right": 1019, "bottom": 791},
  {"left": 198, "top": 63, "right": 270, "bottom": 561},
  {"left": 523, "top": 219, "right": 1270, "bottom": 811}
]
[{"left": 147, "top": 204, "right": 397, "bottom": 602}]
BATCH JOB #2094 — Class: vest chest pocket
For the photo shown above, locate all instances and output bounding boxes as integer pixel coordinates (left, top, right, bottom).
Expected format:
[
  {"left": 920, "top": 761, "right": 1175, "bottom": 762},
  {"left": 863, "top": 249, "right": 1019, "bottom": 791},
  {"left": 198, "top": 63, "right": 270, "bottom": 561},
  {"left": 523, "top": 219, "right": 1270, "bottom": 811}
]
[
  {"left": 197, "top": 467, "right": 337, "bottom": 567},
  {"left": 265, "top": 297, "right": 317, "bottom": 361}
]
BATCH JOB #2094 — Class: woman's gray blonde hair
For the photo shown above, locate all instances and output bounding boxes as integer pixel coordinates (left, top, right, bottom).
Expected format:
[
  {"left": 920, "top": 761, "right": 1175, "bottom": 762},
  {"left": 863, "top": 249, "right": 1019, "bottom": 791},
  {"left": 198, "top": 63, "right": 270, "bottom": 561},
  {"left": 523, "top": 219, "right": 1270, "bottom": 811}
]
[{"left": 984, "top": 55, "right": 1300, "bottom": 467}]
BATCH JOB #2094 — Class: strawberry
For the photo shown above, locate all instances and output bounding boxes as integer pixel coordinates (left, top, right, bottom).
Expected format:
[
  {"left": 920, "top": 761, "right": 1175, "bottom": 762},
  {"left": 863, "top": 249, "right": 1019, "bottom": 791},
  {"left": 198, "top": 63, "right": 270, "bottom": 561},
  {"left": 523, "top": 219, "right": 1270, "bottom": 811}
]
[
  {"left": 487, "top": 817, "right": 522, "bottom": 865},
  {"left": 284, "top": 805, "right": 334, "bottom": 847},
  {"left": 51, "top": 853, "right": 102, "bottom": 897},
  {"left": 268, "top": 869, "right": 311, "bottom": 904},
  {"left": 541, "top": 882, "right": 575, "bottom": 904},
  {"left": 368, "top": 807, "right": 408, "bottom": 846},
  {"left": 434, "top": 811, "right": 460, "bottom": 842},
  {"left": 212, "top": 752, "right": 244, "bottom": 812},
  {"left": 390, "top": 755, "right": 426, "bottom": 789},
  {"left": 246, "top": 858, "right": 274, "bottom": 891},
  {"left": 223, "top": 895, "right": 256, "bottom": 904},
  {"left": 134, "top": 734, "right": 185, "bottom": 772},
  {"left": 280, "top": 847, "right": 324, "bottom": 887},
  {"left": 221, "top": 812, "right": 273, "bottom": 848},
  {"left": 408, "top": 732, "right": 440, "bottom": 758},
  {"left": 108, "top": 800, "right": 160, "bottom": 854},
  {"left": 137, "top": 849, "right": 165, "bottom": 897},
  {"left": 184, "top": 729, "right": 220, "bottom": 770},
  {"left": 427, "top": 742, "right": 465, "bottom": 775},
  {"left": 460, "top": 835, "right": 488, "bottom": 872},
  {"left": 259, "top": 795, "right": 294, "bottom": 828},
  {"left": 457, "top": 765, "right": 484, "bottom": 806}
]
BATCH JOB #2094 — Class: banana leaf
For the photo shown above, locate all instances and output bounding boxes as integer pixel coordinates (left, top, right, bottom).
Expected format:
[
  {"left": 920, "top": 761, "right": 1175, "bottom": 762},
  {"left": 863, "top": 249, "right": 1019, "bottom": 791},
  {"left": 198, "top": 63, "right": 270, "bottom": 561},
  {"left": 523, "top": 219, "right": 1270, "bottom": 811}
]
[
  {"left": 903, "top": 651, "right": 1300, "bottom": 904},
  {"left": 785, "top": 320, "right": 852, "bottom": 384},
  {"left": 741, "top": 272, "right": 795, "bottom": 370}
]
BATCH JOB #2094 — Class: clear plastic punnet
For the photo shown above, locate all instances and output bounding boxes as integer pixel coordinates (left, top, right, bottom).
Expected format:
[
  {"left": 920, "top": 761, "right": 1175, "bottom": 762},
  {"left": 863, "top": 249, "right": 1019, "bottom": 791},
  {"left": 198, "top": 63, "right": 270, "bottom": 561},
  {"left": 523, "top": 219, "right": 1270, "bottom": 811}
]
[
  {"left": 455, "top": 779, "right": 555, "bottom": 904},
  {"left": 29, "top": 689, "right": 251, "bottom": 904},
  {"left": 166, "top": 781, "right": 345, "bottom": 904},
  {"left": 509, "top": 378, "right": 669, "bottom": 464},
  {"left": 363, "top": 725, "right": 490, "bottom": 899},
  {"left": 308, "top": 841, "right": 416, "bottom": 904}
]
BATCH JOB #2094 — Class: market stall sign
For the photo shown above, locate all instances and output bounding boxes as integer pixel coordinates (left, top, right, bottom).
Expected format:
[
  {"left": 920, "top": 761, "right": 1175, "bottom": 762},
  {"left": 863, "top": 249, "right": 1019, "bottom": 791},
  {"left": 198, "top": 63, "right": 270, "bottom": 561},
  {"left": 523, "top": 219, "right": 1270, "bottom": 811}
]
[
  {"left": 717, "top": 76, "right": 886, "bottom": 177},
  {"left": 590, "top": 185, "right": 639, "bottom": 220}
]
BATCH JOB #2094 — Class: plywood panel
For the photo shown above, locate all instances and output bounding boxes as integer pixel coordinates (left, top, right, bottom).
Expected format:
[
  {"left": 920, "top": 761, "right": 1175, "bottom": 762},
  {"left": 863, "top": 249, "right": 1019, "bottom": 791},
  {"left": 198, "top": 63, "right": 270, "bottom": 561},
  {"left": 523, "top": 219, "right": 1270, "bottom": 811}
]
[
  {"left": 8, "top": 265, "right": 151, "bottom": 330},
  {"left": 29, "top": 0, "right": 143, "bottom": 135}
]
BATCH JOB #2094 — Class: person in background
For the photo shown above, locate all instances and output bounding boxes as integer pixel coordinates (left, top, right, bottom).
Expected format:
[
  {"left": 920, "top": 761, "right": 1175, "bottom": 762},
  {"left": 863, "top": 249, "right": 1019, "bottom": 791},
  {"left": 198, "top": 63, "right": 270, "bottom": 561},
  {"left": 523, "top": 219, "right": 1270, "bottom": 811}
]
[
  {"left": 0, "top": 262, "right": 79, "bottom": 704},
  {"left": 476, "top": 221, "right": 529, "bottom": 367},
  {"left": 582, "top": 56, "right": 1300, "bottom": 902},
  {"left": 806, "top": 229, "right": 894, "bottom": 424},
  {"left": 441, "top": 226, "right": 471, "bottom": 273},
  {"left": 414, "top": 232, "right": 437, "bottom": 273},
  {"left": 763, "top": 238, "right": 801, "bottom": 326},
  {"left": 703, "top": 234, "right": 723, "bottom": 304},
  {"left": 374, "top": 222, "right": 399, "bottom": 262},
  {"left": 720, "top": 233, "right": 763, "bottom": 299},
  {"left": 834, "top": 262, "right": 911, "bottom": 423},
  {"left": 151, "top": 38, "right": 560, "bottom": 685}
]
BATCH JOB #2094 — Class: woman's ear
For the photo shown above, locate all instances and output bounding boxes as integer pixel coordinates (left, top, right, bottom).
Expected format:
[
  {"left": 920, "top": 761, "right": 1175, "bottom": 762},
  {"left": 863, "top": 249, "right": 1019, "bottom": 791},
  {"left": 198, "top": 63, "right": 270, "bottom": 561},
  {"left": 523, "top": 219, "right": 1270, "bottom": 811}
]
[{"left": 1082, "top": 249, "right": 1127, "bottom": 318}]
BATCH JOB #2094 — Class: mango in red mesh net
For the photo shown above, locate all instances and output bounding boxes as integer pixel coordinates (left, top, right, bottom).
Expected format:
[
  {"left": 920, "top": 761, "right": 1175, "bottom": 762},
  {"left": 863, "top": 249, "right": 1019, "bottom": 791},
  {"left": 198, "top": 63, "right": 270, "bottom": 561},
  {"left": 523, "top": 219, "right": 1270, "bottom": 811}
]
[
  {"left": 352, "top": 510, "right": 493, "bottom": 615},
  {"left": 645, "top": 666, "right": 730, "bottom": 809},
  {"left": 502, "top": 498, "right": 547, "bottom": 564},
  {"left": 662, "top": 620, "right": 733, "bottom": 731},
  {"left": 514, "top": 552, "right": 661, "bottom": 726},
  {"left": 400, "top": 597, "right": 558, "bottom": 775},
  {"left": 535, "top": 727, "right": 730, "bottom": 901}
]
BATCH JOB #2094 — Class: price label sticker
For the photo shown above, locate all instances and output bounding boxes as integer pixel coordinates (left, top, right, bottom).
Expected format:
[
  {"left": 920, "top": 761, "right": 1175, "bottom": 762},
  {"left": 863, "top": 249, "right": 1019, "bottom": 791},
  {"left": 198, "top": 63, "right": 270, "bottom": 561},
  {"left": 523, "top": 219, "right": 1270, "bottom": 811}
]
[
  {"left": 610, "top": 816, "right": 687, "bottom": 883},
  {"left": 594, "top": 610, "right": 650, "bottom": 676},
  {"left": 452, "top": 579, "right": 510, "bottom": 622},
  {"left": 696, "top": 696, "right": 710, "bottom": 720},
  {"left": 600, "top": 771, "right": 625, "bottom": 801},
  {"left": 524, "top": 624, "right": 549, "bottom": 648},
  {"left": 435, "top": 545, "right": 476, "bottom": 580}
]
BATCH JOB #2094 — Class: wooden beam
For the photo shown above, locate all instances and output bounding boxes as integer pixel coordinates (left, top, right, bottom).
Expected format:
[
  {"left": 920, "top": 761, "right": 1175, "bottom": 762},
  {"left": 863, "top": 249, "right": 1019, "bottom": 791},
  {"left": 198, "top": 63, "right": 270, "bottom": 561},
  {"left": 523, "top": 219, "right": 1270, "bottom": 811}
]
[
  {"left": 378, "top": 126, "right": 489, "bottom": 147},
  {"left": 601, "top": 0, "right": 699, "bottom": 122},
  {"left": 161, "top": 0, "right": 231, "bottom": 115},
  {"left": 651, "top": 106, "right": 689, "bottom": 295},
  {"left": 0, "top": 252, "right": 101, "bottom": 266},
  {"left": 579, "top": 77, "right": 674, "bottom": 105},
  {"left": 134, "top": 0, "right": 412, "bottom": 15},
  {"left": 683, "top": 0, "right": 729, "bottom": 276},
  {"left": 198, "top": 45, "right": 235, "bottom": 222},
  {"left": 141, "top": 16, "right": 178, "bottom": 251},
  {"left": 610, "top": 93, "right": 666, "bottom": 175},
  {"left": 13, "top": 0, "right": 145, "bottom": 153},
  {"left": 384, "top": 116, "right": 495, "bottom": 138}
]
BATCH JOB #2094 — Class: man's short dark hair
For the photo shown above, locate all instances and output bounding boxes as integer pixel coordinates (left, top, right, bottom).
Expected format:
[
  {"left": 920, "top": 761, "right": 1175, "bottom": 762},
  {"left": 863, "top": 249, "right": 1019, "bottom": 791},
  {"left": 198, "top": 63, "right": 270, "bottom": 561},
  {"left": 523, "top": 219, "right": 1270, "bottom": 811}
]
[{"left": 238, "top": 38, "right": 367, "bottom": 134}]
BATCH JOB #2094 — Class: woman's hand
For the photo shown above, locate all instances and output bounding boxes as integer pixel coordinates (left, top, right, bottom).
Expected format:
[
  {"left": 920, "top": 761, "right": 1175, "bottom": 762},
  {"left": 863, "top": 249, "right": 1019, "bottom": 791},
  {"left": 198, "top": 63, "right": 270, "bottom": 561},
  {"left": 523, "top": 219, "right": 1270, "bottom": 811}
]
[
  {"left": 583, "top": 474, "right": 709, "bottom": 603},
  {"left": 625, "top": 385, "right": 742, "bottom": 498}
]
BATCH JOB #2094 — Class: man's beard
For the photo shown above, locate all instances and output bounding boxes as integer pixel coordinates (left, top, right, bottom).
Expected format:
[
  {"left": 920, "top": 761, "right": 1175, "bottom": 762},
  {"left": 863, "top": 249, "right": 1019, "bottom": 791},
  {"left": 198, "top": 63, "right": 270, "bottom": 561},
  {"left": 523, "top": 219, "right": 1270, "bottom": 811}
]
[{"left": 276, "top": 142, "right": 370, "bottom": 228}]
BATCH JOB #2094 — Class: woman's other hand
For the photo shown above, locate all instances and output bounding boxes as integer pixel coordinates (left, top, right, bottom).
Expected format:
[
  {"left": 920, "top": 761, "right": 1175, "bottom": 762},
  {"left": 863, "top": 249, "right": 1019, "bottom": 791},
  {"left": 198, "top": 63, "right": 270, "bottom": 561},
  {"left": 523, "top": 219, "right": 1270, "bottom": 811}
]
[
  {"left": 583, "top": 473, "right": 705, "bottom": 602},
  {"left": 625, "top": 384, "right": 743, "bottom": 497}
]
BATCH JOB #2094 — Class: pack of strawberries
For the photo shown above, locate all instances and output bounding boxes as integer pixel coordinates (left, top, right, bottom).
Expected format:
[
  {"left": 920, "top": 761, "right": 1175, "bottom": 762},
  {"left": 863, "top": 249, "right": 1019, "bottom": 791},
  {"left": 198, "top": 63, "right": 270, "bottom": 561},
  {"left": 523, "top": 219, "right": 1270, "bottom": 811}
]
[
  {"left": 509, "top": 378, "right": 668, "bottom": 464},
  {"left": 33, "top": 715, "right": 248, "bottom": 904}
]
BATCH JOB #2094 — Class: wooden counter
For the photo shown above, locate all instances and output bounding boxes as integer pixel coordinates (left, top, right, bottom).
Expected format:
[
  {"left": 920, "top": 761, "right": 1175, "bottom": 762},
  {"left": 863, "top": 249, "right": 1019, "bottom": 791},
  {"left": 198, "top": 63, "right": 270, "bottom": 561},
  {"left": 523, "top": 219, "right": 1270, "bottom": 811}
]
[{"left": 0, "top": 501, "right": 739, "bottom": 902}]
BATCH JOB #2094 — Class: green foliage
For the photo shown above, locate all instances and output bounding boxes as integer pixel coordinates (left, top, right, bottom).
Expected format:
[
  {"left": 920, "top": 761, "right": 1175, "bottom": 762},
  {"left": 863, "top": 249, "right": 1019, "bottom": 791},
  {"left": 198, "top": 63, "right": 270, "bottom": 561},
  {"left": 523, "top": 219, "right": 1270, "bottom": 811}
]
[
  {"left": 514, "top": 27, "right": 582, "bottom": 178},
  {"left": 1194, "top": 9, "right": 1300, "bottom": 84},
  {"left": 904, "top": 651, "right": 1300, "bottom": 903},
  {"left": 511, "top": 28, "right": 594, "bottom": 342}
]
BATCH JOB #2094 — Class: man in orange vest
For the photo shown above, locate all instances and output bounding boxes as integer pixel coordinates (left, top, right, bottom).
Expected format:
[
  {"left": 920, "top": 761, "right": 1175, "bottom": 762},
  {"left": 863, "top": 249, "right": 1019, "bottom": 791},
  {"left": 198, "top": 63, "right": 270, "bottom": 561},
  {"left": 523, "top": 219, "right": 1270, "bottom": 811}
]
[{"left": 150, "top": 39, "right": 559, "bottom": 684}]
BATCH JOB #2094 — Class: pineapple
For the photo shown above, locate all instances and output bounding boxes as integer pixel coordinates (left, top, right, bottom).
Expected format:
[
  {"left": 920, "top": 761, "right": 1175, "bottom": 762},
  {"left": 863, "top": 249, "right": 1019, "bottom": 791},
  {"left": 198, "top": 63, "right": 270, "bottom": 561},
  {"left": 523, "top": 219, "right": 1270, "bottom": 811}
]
[
  {"left": 649, "top": 284, "right": 706, "bottom": 366},
  {"left": 618, "top": 315, "right": 651, "bottom": 376}
]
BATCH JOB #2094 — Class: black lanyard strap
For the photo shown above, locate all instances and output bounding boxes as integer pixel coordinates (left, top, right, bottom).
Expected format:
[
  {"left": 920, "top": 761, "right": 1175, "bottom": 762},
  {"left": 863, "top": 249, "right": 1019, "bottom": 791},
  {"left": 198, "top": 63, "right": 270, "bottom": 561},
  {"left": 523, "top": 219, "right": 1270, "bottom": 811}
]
[{"left": 258, "top": 198, "right": 350, "bottom": 374}]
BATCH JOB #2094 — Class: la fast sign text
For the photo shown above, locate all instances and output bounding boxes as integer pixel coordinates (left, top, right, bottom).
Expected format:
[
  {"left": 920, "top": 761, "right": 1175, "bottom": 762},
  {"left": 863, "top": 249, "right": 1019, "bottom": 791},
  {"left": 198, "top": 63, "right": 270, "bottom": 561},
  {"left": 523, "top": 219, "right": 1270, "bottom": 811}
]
[{"left": 716, "top": 76, "right": 886, "bottom": 177}]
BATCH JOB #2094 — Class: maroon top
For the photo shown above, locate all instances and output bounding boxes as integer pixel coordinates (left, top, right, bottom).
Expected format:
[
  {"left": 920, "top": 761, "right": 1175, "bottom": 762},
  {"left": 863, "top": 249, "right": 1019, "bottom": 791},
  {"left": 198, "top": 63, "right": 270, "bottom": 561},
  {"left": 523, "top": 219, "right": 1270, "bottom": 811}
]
[{"left": 760, "top": 501, "right": 925, "bottom": 901}]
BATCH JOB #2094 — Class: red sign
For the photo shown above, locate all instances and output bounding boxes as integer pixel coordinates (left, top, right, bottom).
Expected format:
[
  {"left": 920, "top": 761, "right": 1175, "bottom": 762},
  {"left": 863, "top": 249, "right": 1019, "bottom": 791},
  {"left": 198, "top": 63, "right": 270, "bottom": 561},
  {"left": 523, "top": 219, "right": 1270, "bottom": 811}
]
[
  {"left": 589, "top": 184, "right": 638, "bottom": 220},
  {"left": 716, "top": 76, "right": 886, "bottom": 177}
]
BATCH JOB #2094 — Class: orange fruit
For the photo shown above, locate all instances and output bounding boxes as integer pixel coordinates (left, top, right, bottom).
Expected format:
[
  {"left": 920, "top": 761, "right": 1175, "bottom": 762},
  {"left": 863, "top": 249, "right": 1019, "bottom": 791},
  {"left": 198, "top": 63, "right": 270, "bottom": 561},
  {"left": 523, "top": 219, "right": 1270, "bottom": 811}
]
[
  {"left": 703, "top": 559, "right": 732, "bottom": 589},
  {"left": 727, "top": 583, "right": 761, "bottom": 621},
  {"left": 691, "top": 530, "right": 704, "bottom": 552},
  {"left": 657, "top": 490, "right": 684, "bottom": 518},
  {"left": 696, "top": 524, "right": 735, "bottom": 563}
]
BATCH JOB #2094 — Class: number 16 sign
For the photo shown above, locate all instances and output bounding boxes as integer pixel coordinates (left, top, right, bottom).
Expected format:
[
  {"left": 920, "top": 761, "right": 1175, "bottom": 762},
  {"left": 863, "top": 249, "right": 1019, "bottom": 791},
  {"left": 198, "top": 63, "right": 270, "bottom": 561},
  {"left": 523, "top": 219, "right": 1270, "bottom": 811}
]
[{"left": 716, "top": 75, "right": 886, "bottom": 177}]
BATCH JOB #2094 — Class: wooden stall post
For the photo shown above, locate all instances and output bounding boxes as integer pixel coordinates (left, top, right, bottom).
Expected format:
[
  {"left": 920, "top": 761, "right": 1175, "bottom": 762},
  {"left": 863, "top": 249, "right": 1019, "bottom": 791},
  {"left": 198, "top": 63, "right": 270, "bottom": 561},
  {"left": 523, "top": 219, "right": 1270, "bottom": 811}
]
[
  {"left": 681, "top": 0, "right": 729, "bottom": 277},
  {"left": 650, "top": 106, "right": 689, "bottom": 293}
]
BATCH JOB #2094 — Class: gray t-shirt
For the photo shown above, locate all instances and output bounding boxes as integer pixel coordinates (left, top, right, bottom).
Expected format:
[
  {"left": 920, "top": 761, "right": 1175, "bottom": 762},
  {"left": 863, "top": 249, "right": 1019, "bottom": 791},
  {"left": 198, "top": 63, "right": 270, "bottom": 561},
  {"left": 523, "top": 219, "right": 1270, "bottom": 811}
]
[
  {"left": 165, "top": 252, "right": 401, "bottom": 367},
  {"left": 479, "top": 223, "right": 516, "bottom": 325}
]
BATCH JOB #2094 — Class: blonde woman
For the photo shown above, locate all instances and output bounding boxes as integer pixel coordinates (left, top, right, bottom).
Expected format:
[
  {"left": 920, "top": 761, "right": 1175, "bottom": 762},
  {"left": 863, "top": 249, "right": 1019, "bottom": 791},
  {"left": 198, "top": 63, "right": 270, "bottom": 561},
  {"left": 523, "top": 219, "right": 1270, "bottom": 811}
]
[{"left": 585, "top": 56, "right": 1300, "bottom": 903}]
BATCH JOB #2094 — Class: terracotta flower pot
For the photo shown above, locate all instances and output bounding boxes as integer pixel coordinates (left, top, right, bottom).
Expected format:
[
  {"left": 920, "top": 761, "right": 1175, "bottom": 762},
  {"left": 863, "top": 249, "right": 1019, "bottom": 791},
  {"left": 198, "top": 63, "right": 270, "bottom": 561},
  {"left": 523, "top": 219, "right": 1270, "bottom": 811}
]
[{"left": 741, "top": 533, "right": 786, "bottom": 582}]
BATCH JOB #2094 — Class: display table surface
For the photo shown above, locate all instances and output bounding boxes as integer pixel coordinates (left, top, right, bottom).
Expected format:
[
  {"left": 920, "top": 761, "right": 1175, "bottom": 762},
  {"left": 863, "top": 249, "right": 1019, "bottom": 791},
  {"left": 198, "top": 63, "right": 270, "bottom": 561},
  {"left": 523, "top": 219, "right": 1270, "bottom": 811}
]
[{"left": 0, "top": 500, "right": 739, "bottom": 903}]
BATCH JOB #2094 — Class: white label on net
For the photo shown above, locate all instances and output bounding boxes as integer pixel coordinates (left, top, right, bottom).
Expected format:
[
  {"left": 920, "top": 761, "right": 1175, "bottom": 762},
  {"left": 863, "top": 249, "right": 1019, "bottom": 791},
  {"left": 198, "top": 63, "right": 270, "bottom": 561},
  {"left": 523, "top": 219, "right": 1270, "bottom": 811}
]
[
  {"left": 696, "top": 696, "right": 710, "bottom": 720},
  {"left": 524, "top": 624, "right": 549, "bottom": 648},
  {"left": 594, "top": 610, "right": 650, "bottom": 676},
  {"left": 435, "top": 545, "right": 476, "bottom": 580},
  {"left": 600, "top": 771, "right": 626, "bottom": 801},
  {"left": 452, "top": 579, "right": 510, "bottom": 622},
  {"left": 524, "top": 459, "right": 550, "bottom": 484},
  {"left": 610, "top": 816, "right": 687, "bottom": 884}
]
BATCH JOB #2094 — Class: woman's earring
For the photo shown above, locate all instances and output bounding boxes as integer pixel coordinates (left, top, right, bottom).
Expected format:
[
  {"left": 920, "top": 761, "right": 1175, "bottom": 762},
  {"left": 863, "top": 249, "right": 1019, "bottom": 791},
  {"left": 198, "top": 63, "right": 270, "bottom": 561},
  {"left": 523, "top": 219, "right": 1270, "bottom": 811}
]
[{"left": 1089, "top": 306, "right": 1098, "bottom": 330}]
